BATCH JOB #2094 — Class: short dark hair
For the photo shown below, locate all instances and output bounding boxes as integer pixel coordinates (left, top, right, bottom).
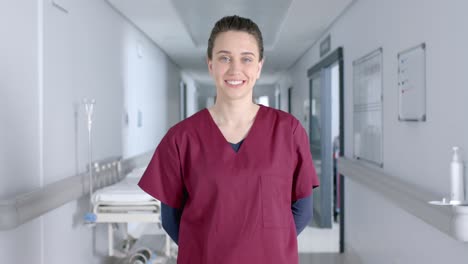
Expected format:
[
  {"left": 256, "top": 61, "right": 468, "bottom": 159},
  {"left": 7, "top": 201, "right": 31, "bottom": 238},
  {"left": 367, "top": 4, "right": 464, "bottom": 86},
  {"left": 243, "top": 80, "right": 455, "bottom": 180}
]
[{"left": 207, "top": 15, "right": 264, "bottom": 61}]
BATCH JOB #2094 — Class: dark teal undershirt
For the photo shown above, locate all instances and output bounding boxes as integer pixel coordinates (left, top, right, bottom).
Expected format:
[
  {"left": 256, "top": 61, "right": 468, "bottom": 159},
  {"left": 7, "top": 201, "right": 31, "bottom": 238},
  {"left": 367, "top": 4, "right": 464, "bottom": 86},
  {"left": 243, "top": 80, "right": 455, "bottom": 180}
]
[{"left": 229, "top": 139, "right": 244, "bottom": 152}]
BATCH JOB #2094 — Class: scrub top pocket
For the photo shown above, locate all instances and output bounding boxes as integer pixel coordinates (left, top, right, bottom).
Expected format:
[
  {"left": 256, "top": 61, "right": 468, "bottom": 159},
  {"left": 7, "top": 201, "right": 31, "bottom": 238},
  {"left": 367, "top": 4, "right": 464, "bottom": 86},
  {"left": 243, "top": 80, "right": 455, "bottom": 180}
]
[{"left": 260, "top": 174, "right": 291, "bottom": 228}]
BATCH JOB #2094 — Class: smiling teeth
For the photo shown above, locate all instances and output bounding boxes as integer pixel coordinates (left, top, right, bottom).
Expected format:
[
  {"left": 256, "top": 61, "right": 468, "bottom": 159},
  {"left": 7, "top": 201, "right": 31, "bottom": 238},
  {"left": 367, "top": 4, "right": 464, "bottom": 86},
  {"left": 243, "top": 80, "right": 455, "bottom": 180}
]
[{"left": 227, "top": 80, "right": 243, "bottom": 85}]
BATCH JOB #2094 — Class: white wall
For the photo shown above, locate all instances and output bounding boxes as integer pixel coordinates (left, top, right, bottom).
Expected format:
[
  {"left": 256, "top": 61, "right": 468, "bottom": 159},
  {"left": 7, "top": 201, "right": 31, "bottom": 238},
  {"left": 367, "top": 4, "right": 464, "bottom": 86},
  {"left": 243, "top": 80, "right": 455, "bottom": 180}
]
[
  {"left": 42, "top": 1, "right": 128, "bottom": 262},
  {"left": 121, "top": 24, "right": 182, "bottom": 158},
  {"left": 0, "top": 1, "right": 43, "bottom": 263},
  {"left": 181, "top": 71, "right": 199, "bottom": 118},
  {"left": 0, "top": 0, "right": 191, "bottom": 263},
  {"left": 279, "top": 0, "right": 468, "bottom": 262},
  {"left": 0, "top": 0, "right": 42, "bottom": 198}
]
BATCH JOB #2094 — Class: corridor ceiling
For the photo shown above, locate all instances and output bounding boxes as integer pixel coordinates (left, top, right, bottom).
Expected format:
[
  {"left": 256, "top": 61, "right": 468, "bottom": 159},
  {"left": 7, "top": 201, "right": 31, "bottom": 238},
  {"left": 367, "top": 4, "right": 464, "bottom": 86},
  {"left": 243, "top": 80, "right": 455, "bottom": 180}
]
[{"left": 107, "top": 0, "right": 354, "bottom": 85}]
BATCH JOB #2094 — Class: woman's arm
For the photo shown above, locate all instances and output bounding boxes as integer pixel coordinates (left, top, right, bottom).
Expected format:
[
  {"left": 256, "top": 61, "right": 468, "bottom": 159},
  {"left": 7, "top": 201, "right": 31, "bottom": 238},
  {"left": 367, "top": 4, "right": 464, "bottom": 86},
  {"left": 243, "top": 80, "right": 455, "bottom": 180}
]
[
  {"left": 162, "top": 194, "right": 312, "bottom": 241},
  {"left": 161, "top": 203, "right": 183, "bottom": 245},
  {"left": 291, "top": 194, "right": 313, "bottom": 236}
]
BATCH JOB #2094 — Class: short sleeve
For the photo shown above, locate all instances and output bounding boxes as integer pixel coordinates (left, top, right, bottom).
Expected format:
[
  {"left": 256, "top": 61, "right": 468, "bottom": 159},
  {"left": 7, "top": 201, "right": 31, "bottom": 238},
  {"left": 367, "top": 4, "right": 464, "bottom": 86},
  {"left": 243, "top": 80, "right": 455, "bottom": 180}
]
[
  {"left": 138, "top": 130, "right": 185, "bottom": 208},
  {"left": 292, "top": 120, "right": 320, "bottom": 201}
]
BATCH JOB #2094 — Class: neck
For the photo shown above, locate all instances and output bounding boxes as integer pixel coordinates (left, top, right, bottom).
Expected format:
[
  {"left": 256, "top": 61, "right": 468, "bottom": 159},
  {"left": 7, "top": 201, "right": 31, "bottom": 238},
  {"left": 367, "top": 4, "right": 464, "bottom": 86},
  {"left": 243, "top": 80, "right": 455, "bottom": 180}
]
[{"left": 209, "top": 99, "right": 259, "bottom": 125}]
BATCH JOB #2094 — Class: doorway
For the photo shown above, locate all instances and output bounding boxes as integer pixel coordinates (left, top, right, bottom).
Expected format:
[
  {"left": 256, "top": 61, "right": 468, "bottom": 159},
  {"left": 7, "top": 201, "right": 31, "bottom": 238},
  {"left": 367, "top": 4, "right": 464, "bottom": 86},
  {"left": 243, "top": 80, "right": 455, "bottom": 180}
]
[{"left": 307, "top": 48, "right": 344, "bottom": 253}]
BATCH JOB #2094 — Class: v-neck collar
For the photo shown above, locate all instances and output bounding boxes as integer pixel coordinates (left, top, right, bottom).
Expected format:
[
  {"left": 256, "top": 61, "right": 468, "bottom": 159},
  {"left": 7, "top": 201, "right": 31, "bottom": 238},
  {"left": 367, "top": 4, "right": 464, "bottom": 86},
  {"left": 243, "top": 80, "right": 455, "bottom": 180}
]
[{"left": 205, "top": 104, "right": 264, "bottom": 154}]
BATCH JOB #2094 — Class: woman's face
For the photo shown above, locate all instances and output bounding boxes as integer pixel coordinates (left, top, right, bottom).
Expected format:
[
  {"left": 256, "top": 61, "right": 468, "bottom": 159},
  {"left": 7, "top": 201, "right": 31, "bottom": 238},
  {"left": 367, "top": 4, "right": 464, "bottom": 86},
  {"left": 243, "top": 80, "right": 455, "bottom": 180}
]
[{"left": 207, "top": 30, "right": 263, "bottom": 102}]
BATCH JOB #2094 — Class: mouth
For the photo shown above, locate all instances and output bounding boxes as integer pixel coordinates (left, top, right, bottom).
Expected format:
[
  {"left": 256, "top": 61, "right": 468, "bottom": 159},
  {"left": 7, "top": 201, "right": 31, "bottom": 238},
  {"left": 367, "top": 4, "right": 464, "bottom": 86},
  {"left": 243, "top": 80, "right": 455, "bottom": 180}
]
[{"left": 224, "top": 80, "right": 246, "bottom": 88}]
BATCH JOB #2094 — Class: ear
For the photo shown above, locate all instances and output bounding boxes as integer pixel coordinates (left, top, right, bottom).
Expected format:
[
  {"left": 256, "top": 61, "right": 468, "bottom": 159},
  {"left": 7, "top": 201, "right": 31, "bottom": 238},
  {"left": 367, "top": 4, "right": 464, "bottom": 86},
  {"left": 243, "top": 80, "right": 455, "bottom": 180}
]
[
  {"left": 207, "top": 57, "right": 213, "bottom": 76},
  {"left": 256, "top": 58, "right": 264, "bottom": 79}
]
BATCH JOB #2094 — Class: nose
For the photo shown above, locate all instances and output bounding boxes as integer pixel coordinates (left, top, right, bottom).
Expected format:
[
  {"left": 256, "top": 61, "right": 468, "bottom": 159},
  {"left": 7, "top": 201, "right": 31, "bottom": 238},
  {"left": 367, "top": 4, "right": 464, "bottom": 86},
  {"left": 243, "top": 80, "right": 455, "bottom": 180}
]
[{"left": 227, "top": 59, "right": 241, "bottom": 74}]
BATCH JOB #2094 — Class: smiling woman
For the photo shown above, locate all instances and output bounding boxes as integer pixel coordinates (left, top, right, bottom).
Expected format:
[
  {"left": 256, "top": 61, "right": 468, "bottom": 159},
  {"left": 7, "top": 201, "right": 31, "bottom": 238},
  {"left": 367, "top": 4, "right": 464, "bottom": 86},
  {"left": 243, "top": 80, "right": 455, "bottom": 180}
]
[
  {"left": 138, "top": 15, "right": 319, "bottom": 264},
  {"left": 208, "top": 30, "right": 263, "bottom": 104}
]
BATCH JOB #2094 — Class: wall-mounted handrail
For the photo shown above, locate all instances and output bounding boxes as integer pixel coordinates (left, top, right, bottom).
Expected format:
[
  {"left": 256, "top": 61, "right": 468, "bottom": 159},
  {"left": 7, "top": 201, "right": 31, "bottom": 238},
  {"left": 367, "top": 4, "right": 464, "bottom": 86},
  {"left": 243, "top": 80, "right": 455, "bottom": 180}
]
[
  {"left": 337, "top": 157, "right": 454, "bottom": 238},
  {"left": 0, "top": 151, "right": 153, "bottom": 230}
]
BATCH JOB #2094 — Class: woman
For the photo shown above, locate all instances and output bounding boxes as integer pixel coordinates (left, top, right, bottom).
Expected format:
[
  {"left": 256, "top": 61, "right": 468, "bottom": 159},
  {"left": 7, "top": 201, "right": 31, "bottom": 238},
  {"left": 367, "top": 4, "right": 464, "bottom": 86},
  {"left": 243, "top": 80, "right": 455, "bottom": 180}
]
[{"left": 138, "top": 15, "right": 319, "bottom": 264}]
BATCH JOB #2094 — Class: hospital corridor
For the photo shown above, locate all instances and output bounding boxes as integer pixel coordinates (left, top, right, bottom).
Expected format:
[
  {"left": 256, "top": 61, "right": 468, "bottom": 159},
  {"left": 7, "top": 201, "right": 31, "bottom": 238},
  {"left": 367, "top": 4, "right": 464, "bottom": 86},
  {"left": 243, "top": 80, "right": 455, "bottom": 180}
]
[{"left": 2, "top": 0, "right": 468, "bottom": 263}]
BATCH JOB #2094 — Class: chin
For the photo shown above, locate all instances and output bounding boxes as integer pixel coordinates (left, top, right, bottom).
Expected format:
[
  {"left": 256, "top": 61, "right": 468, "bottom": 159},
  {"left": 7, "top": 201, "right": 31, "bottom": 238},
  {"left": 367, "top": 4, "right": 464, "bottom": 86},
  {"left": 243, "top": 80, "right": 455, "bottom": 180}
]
[{"left": 221, "top": 91, "right": 252, "bottom": 102}]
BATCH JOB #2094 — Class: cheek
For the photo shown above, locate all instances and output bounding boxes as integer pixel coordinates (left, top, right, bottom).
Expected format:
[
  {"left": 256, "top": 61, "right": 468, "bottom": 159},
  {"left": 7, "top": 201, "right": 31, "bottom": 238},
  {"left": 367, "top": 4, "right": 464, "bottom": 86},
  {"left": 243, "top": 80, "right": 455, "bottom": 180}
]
[
  {"left": 212, "top": 64, "right": 227, "bottom": 75},
  {"left": 247, "top": 66, "right": 260, "bottom": 78}
]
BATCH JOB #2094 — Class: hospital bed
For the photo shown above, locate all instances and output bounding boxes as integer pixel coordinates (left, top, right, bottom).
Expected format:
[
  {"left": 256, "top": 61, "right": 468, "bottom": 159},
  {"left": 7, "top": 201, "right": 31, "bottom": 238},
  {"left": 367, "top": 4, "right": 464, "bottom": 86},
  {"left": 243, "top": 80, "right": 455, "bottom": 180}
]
[{"left": 91, "top": 167, "right": 171, "bottom": 259}]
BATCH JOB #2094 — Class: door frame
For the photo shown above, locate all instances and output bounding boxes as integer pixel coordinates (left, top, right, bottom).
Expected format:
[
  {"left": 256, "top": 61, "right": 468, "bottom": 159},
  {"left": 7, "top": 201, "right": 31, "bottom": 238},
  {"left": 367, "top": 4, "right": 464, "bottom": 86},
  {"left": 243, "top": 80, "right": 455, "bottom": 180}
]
[
  {"left": 180, "top": 81, "right": 187, "bottom": 120},
  {"left": 307, "top": 47, "right": 345, "bottom": 253}
]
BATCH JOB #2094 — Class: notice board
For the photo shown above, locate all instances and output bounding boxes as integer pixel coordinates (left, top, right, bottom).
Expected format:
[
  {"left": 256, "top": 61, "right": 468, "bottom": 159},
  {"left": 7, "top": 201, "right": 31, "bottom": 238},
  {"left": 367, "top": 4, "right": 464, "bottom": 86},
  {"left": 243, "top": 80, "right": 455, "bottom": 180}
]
[
  {"left": 398, "top": 43, "right": 426, "bottom": 121},
  {"left": 353, "top": 48, "right": 383, "bottom": 167}
]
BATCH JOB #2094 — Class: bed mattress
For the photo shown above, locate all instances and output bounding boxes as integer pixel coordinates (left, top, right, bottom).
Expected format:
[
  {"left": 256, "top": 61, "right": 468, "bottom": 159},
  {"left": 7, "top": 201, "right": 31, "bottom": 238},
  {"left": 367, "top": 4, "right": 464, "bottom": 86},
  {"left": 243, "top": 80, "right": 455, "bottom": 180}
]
[{"left": 93, "top": 177, "right": 154, "bottom": 203}]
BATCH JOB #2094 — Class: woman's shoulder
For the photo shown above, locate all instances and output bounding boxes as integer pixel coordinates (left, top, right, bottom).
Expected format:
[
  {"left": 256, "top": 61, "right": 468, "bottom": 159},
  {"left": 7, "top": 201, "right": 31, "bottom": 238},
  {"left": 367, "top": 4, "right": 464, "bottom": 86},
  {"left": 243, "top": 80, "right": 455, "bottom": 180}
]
[
  {"left": 260, "top": 104, "right": 300, "bottom": 126},
  {"left": 165, "top": 109, "right": 208, "bottom": 138}
]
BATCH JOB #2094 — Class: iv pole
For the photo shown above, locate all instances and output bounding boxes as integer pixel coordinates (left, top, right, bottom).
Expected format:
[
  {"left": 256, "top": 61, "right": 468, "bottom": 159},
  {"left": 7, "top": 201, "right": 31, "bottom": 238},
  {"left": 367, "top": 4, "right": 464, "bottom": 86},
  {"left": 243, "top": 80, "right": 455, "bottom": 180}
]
[{"left": 83, "top": 98, "right": 96, "bottom": 226}]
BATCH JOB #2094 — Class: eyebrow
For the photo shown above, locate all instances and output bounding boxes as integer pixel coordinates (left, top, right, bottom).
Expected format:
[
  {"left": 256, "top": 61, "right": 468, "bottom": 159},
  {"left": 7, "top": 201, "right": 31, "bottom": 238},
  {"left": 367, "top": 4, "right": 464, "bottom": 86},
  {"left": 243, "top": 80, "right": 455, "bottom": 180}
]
[{"left": 216, "top": 50, "right": 256, "bottom": 57}]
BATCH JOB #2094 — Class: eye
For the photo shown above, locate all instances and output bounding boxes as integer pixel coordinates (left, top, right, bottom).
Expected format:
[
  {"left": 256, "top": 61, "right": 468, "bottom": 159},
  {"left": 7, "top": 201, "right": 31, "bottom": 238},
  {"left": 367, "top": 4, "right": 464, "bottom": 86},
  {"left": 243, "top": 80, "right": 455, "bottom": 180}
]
[
  {"left": 219, "top": 56, "right": 230, "bottom": 63},
  {"left": 242, "top": 57, "right": 253, "bottom": 63}
]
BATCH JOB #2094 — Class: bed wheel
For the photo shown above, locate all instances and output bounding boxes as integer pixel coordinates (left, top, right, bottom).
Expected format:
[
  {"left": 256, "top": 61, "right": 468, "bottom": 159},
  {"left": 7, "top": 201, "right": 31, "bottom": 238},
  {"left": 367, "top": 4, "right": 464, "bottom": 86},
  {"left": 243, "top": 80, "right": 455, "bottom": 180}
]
[{"left": 128, "top": 252, "right": 147, "bottom": 264}]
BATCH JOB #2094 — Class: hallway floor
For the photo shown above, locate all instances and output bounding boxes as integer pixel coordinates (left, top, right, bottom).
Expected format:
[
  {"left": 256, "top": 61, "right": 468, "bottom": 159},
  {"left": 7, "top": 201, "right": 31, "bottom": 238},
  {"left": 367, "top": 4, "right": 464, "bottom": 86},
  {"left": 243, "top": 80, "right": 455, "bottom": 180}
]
[
  {"left": 298, "top": 223, "right": 340, "bottom": 253},
  {"left": 299, "top": 252, "right": 361, "bottom": 264},
  {"left": 298, "top": 222, "right": 361, "bottom": 264}
]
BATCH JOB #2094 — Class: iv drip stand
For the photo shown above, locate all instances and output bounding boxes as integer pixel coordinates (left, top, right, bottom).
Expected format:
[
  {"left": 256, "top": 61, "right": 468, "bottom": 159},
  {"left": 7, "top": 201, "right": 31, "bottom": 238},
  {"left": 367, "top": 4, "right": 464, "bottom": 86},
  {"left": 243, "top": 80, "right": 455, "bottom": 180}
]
[{"left": 83, "top": 98, "right": 96, "bottom": 226}]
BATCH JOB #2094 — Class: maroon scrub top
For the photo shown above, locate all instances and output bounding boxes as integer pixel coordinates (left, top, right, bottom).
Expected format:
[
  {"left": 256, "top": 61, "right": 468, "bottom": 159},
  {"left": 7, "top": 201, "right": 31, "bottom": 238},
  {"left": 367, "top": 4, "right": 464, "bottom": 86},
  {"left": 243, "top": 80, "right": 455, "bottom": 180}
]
[{"left": 138, "top": 105, "right": 319, "bottom": 264}]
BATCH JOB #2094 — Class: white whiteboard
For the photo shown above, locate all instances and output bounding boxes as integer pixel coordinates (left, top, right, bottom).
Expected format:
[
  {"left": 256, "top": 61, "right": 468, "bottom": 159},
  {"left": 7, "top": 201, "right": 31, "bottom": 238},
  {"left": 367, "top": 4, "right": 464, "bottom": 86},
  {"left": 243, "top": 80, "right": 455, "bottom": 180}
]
[
  {"left": 353, "top": 48, "right": 383, "bottom": 167},
  {"left": 398, "top": 43, "right": 426, "bottom": 121}
]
